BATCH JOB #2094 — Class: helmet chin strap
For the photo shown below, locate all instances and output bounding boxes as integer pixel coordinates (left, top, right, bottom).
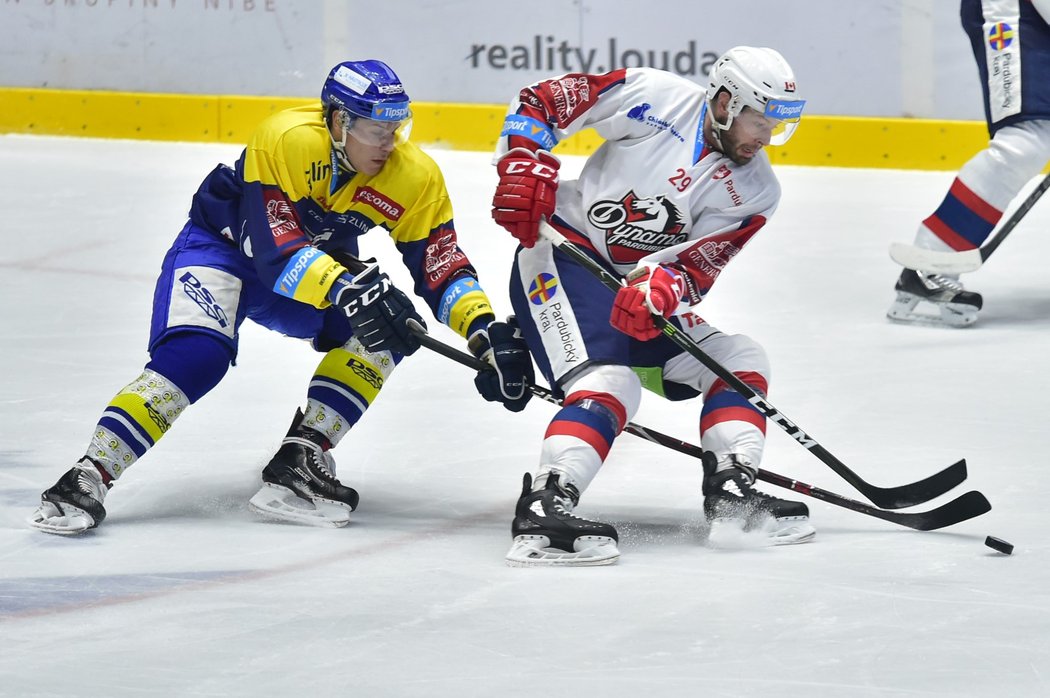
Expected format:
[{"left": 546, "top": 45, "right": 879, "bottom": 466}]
[
  {"left": 328, "top": 110, "right": 357, "bottom": 172},
  {"left": 705, "top": 96, "right": 733, "bottom": 153}
]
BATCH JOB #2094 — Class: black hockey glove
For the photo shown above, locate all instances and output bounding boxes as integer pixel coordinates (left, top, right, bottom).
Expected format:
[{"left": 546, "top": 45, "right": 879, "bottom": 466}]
[
  {"left": 470, "top": 317, "right": 534, "bottom": 412},
  {"left": 330, "top": 263, "right": 426, "bottom": 355}
]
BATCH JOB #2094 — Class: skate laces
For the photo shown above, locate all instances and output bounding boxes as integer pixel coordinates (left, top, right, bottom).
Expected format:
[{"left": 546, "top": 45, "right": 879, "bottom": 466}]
[
  {"left": 550, "top": 495, "right": 583, "bottom": 519},
  {"left": 310, "top": 450, "right": 338, "bottom": 481},
  {"left": 74, "top": 463, "right": 107, "bottom": 501},
  {"left": 710, "top": 456, "right": 774, "bottom": 500},
  {"left": 731, "top": 467, "right": 778, "bottom": 502},
  {"left": 920, "top": 272, "right": 963, "bottom": 293},
  {"left": 541, "top": 477, "right": 585, "bottom": 519},
  {"left": 285, "top": 436, "right": 339, "bottom": 482},
  {"left": 726, "top": 467, "right": 782, "bottom": 503}
]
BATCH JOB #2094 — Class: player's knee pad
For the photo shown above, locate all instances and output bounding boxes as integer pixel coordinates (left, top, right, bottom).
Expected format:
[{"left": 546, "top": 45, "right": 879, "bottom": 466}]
[
  {"left": 727, "top": 334, "right": 770, "bottom": 378},
  {"left": 966, "top": 122, "right": 1050, "bottom": 205},
  {"left": 562, "top": 364, "right": 642, "bottom": 429},
  {"left": 700, "top": 335, "right": 770, "bottom": 397},
  {"left": 146, "top": 331, "right": 233, "bottom": 403}
]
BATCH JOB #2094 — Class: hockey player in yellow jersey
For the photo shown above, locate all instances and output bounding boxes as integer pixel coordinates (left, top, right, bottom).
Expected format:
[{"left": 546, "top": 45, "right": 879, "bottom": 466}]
[{"left": 28, "top": 59, "right": 533, "bottom": 534}]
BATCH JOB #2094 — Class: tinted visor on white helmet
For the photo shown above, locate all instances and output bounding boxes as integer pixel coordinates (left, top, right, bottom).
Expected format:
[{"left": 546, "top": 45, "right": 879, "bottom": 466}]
[
  {"left": 708, "top": 46, "right": 805, "bottom": 146},
  {"left": 763, "top": 98, "right": 805, "bottom": 145}
]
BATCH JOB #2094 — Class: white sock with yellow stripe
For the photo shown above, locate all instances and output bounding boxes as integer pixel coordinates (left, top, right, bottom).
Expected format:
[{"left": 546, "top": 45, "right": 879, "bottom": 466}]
[
  {"left": 86, "top": 369, "right": 190, "bottom": 480},
  {"left": 300, "top": 338, "right": 397, "bottom": 448}
]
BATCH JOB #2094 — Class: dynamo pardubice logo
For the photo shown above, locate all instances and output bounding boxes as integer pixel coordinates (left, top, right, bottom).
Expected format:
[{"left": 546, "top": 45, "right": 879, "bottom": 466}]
[{"left": 587, "top": 191, "right": 687, "bottom": 264}]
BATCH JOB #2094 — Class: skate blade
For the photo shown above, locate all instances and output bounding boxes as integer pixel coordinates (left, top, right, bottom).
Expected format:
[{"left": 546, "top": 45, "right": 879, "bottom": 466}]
[
  {"left": 887, "top": 293, "right": 977, "bottom": 328},
  {"left": 248, "top": 483, "right": 351, "bottom": 528},
  {"left": 505, "top": 534, "right": 620, "bottom": 567},
  {"left": 27, "top": 502, "right": 95, "bottom": 536},
  {"left": 763, "top": 518, "right": 816, "bottom": 545},
  {"left": 707, "top": 517, "right": 815, "bottom": 548}
]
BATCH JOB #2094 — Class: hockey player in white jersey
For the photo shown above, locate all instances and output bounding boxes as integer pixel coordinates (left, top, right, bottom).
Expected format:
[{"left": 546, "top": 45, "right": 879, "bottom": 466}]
[
  {"left": 486, "top": 46, "right": 814, "bottom": 566},
  {"left": 887, "top": 0, "right": 1050, "bottom": 327}
]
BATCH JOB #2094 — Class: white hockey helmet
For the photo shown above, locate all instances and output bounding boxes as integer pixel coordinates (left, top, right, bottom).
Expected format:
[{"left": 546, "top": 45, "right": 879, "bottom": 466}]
[{"left": 707, "top": 46, "right": 805, "bottom": 146}]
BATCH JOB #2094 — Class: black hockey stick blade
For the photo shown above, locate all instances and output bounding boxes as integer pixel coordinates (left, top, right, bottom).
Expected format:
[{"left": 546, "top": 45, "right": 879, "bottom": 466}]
[
  {"left": 410, "top": 327, "right": 992, "bottom": 532},
  {"left": 759, "top": 469, "right": 991, "bottom": 531},
  {"left": 853, "top": 458, "right": 968, "bottom": 511},
  {"left": 627, "top": 422, "right": 987, "bottom": 530},
  {"left": 537, "top": 219, "right": 968, "bottom": 509},
  {"left": 861, "top": 490, "right": 991, "bottom": 531}
]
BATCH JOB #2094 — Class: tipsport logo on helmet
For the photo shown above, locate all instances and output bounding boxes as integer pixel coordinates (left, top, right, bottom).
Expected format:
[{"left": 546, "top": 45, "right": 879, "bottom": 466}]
[
  {"left": 371, "top": 103, "right": 411, "bottom": 121},
  {"left": 765, "top": 99, "right": 805, "bottom": 120}
]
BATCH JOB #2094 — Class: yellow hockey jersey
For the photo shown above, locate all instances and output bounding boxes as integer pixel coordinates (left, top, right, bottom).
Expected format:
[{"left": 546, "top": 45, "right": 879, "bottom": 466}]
[{"left": 188, "top": 104, "right": 493, "bottom": 339}]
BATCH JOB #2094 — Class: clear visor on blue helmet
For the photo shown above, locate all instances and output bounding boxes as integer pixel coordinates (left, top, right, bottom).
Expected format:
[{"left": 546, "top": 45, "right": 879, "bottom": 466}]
[
  {"left": 326, "top": 63, "right": 413, "bottom": 148},
  {"left": 335, "top": 108, "right": 413, "bottom": 148}
]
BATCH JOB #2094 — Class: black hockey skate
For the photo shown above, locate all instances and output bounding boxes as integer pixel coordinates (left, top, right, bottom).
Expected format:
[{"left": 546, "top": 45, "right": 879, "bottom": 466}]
[
  {"left": 887, "top": 269, "right": 983, "bottom": 328},
  {"left": 28, "top": 458, "right": 111, "bottom": 535},
  {"left": 702, "top": 452, "right": 814, "bottom": 545},
  {"left": 505, "top": 471, "right": 620, "bottom": 566},
  {"left": 248, "top": 410, "right": 359, "bottom": 528}
]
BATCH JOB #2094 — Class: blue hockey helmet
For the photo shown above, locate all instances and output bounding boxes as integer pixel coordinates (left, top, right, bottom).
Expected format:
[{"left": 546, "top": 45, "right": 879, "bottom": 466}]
[
  {"left": 321, "top": 60, "right": 412, "bottom": 124},
  {"left": 322, "top": 60, "right": 413, "bottom": 165}
]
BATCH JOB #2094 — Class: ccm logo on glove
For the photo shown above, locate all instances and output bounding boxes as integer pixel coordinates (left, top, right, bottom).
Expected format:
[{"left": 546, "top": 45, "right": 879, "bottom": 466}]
[
  {"left": 330, "top": 262, "right": 426, "bottom": 355},
  {"left": 492, "top": 148, "right": 561, "bottom": 248}
]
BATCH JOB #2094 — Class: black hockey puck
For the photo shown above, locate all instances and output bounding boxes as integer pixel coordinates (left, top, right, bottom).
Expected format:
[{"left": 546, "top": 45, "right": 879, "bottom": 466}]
[{"left": 984, "top": 536, "right": 1013, "bottom": 555}]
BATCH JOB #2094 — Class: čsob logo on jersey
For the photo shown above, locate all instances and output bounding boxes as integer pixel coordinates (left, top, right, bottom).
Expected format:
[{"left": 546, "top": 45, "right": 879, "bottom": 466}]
[
  {"left": 627, "top": 103, "right": 652, "bottom": 121},
  {"left": 987, "top": 22, "right": 1015, "bottom": 50},
  {"left": 528, "top": 273, "right": 559, "bottom": 305}
]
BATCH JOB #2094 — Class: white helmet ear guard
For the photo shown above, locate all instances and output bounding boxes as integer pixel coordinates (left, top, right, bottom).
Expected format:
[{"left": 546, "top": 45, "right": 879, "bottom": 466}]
[{"left": 707, "top": 46, "right": 805, "bottom": 146}]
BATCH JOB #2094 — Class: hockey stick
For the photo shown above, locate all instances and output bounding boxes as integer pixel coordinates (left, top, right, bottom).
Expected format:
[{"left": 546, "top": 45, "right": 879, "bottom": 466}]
[
  {"left": 410, "top": 325, "right": 990, "bottom": 531},
  {"left": 536, "top": 219, "right": 967, "bottom": 509},
  {"left": 889, "top": 172, "right": 1050, "bottom": 274}
]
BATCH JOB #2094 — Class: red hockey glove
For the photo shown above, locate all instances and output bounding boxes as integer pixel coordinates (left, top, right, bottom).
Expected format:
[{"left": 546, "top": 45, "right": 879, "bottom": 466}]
[
  {"left": 610, "top": 264, "right": 686, "bottom": 340},
  {"left": 492, "top": 147, "right": 560, "bottom": 248}
]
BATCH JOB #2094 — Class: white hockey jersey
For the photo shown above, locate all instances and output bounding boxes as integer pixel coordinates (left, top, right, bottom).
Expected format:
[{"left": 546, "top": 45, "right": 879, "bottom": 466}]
[{"left": 496, "top": 67, "right": 782, "bottom": 311}]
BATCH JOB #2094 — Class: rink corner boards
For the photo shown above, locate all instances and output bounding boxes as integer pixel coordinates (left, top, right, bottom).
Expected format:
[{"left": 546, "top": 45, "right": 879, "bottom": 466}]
[{"left": 0, "top": 85, "right": 999, "bottom": 171}]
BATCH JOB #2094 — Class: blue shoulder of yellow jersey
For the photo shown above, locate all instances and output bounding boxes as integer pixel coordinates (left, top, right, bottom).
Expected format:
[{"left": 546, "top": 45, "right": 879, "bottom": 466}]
[
  {"left": 337, "top": 143, "right": 493, "bottom": 338},
  {"left": 192, "top": 103, "right": 494, "bottom": 338}
]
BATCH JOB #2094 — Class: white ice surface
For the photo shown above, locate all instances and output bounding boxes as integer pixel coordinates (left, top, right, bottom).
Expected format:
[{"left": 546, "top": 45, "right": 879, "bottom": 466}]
[{"left": 1, "top": 135, "right": 1048, "bottom": 697}]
